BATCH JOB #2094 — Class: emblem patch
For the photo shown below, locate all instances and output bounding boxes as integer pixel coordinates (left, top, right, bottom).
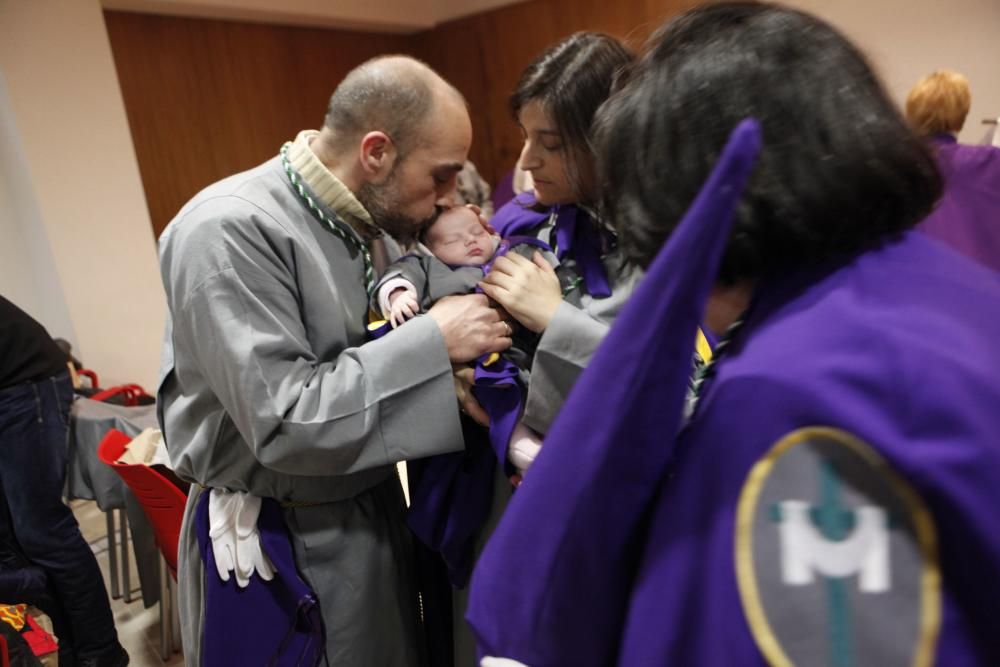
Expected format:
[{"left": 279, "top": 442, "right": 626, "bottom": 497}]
[{"left": 735, "top": 427, "right": 940, "bottom": 667}]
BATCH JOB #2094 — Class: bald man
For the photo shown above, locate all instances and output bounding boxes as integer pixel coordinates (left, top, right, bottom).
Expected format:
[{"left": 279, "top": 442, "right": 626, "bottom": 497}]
[{"left": 157, "top": 56, "right": 509, "bottom": 666}]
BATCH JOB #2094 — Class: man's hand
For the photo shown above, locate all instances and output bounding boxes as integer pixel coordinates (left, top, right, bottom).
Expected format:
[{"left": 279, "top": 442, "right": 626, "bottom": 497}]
[
  {"left": 479, "top": 251, "right": 562, "bottom": 333},
  {"left": 428, "top": 294, "right": 511, "bottom": 363},
  {"left": 453, "top": 364, "right": 489, "bottom": 426}
]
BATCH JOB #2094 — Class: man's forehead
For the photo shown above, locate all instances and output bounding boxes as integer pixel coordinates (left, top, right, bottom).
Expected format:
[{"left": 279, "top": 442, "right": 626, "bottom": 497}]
[{"left": 418, "top": 96, "right": 471, "bottom": 162}]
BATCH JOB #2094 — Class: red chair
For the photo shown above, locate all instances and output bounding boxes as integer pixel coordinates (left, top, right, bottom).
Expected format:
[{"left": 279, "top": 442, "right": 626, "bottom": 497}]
[
  {"left": 97, "top": 429, "right": 185, "bottom": 659},
  {"left": 90, "top": 384, "right": 154, "bottom": 407}
]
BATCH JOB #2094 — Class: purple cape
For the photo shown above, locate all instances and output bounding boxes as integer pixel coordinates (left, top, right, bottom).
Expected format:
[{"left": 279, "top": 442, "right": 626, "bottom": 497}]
[
  {"left": 615, "top": 232, "right": 1000, "bottom": 665},
  {"left": 468, "top": 119, "right": 1000, "bottom": 664},
  {"left": 918, "top": 134, "right": 1000, "bottom": 273},
  {"left": 466, "top": 119, "right": 763, "bottom": 665}
]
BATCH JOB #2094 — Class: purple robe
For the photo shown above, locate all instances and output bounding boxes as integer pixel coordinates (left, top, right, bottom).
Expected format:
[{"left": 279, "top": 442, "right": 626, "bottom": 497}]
[
  {"left": 918, "top": 134, "right": 1000, "bottom": 272},
  {"left": 467, "top": 119, "right": 1000, "bottom": 665},
  {"left": 617, "top": 232, "right": 1000, "bottom": 665}
]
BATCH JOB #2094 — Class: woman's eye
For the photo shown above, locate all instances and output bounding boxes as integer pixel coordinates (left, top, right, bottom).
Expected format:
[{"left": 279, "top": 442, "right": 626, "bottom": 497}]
[{"left": 542, "top": 142, "right": 562, "bottom": 152}]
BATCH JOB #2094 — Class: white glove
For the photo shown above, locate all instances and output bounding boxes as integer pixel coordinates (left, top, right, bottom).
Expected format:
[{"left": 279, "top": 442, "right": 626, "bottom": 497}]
[
  {"left": 208, "top": 489, "right": 276, "bottom": 587},
  {"left": 507, "top": 423, "right": 543, "bottom": 476}
]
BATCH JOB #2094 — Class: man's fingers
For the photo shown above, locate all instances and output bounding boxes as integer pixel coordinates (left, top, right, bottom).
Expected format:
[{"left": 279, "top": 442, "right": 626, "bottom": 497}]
[{"left": 461, "top": 392, "right": 490, "bottom": 427}]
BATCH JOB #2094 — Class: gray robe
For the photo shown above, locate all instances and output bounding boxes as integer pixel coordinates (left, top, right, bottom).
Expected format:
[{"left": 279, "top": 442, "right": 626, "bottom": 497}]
[{"left": 157, "top": 156, "right": 464, "bottom": 666}]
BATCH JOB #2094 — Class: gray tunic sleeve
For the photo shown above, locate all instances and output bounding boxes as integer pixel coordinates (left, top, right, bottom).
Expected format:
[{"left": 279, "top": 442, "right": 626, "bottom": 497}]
[
  {"left": 176, "top": 263, "right": 458, "bottom": 477},
  {"left": 520, "top": 249, "right": 643, "bottom": 435},
  {"left": 521, "top": 300, "right": 609, "bottom": 434}
]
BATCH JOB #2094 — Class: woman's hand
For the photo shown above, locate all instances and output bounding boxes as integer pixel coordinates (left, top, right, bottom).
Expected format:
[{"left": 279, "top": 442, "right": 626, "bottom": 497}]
[{"left": 480, "top": 251, "right": 562, "bottom": 333}]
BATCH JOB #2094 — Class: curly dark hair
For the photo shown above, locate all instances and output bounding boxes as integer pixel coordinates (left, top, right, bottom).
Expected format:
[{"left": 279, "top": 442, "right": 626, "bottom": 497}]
[
  {"left": 597, "top": 2, "right": 942, "bottom": 281},
  {"left": 511, "top": 32, "right": 635, "bottom": 202}
]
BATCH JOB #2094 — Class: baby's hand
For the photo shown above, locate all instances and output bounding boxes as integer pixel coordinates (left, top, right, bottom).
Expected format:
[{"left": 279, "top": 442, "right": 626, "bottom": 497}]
[{"left": 388, "top": 290, "right": 421, "bottom": 328}]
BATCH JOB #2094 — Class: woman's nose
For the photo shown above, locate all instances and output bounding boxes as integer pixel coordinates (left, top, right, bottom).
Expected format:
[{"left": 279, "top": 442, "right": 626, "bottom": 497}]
[{"left": 519, "top": 142, "right": 541, "bottom": 170}]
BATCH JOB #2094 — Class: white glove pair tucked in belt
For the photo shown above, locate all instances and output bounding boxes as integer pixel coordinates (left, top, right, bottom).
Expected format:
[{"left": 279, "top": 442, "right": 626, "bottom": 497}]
[{"left": 208, "top": 489, "right": 276, "bottom": 587}]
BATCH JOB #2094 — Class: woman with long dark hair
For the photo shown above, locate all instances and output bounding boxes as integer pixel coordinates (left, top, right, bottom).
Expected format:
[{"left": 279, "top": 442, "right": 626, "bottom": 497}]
[{"left": 481, "top": 32, "right": 650, "bottom": 458}]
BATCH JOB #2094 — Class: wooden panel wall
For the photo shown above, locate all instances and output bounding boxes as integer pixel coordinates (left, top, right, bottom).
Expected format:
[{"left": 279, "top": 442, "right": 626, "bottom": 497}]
[
  {"left": 105, "top": 1, "right": 694, "bottom": 236},
  {"left": 104, "top": 12, "right": 411, "bottom": 236},
  {"left": 412, "top": 0, "right": 694, "bottom": 186}
]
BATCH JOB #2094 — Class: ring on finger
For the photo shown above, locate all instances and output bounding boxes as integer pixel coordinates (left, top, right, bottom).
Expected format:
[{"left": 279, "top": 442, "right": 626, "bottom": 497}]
[{"left": 502, "top": 321, "right": 513, "bottom": 337}]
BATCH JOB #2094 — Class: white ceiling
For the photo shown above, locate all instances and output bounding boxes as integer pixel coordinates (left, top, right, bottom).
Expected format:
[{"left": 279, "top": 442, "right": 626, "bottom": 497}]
[{"left": 101, "top": 0, "right": 528, "bottom": 33}]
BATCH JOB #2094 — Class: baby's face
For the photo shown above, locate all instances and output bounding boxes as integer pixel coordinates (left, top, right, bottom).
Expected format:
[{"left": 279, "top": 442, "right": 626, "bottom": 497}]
[{"left": 425, "top": 208, "right": 496, "bottom": 266}]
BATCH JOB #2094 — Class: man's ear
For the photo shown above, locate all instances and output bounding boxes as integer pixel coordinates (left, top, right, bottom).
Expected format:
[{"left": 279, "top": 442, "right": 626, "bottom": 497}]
[{"left": 359, "top": 131, "right": 397, "bottom": 180}]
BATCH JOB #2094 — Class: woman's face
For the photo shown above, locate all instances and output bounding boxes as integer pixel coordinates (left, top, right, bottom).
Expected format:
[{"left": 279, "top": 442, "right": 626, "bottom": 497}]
[{"left": 517, "top": 100, "right": 587, "bottom": 206}]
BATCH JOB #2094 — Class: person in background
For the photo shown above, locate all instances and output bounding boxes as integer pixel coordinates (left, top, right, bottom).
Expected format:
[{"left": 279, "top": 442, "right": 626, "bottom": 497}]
[
  {"left": 906, "top": 69, "right": 1000, "bottom": 272},
  {"left": 0, "top": 296, "right": 128, "bottom": 667},
  {"left": 157, "top": 55, "right": 509, "bottom": 666},
  {"left": 451, "top": 160, "right": 494, "bottom": 220},
  {"left": 468, "top": 4, "right": 1000, "bottom": 665}
]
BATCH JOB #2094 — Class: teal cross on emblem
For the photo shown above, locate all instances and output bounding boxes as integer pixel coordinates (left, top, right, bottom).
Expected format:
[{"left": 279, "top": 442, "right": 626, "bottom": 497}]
[{"left": 771, "top": 461, "right": 892, "bottom": 667}]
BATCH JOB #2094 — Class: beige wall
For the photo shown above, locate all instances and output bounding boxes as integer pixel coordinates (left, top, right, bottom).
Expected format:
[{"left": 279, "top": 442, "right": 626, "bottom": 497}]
[
  {"left": 0, "top": 0, "right": 164, "bottom": 388},
  {"left": 0, "top": 72, "right": 77, "bottom": 344},
  {"left": 785, "top": 0, "right": 1000, "bottom": 144}
]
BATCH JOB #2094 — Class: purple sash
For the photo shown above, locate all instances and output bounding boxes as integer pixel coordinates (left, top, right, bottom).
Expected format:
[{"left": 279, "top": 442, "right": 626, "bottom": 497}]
[
  {"left": 195, "top": 491, "right": 323, "bottom": 666},
  {"left": 492, "top": 194, "right": 612, "bottom": 298}
]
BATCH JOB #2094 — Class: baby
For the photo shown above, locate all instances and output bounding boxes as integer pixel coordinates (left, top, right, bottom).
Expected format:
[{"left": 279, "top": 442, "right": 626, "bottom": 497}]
[
  {"left": 373, "top": 206, "right": 551, "bottom": 476},
  {"left": 377, "top": 206, "right": 501, "bottom": 327}
]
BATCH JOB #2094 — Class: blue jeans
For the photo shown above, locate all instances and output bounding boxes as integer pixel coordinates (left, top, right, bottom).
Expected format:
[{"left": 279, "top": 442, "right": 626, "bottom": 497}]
[{"left": 0, "top": 372, "right": 125, "bottom": 666}]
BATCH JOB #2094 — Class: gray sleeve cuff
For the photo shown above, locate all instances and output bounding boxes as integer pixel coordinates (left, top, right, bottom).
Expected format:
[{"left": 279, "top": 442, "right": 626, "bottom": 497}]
[{"left": 522, "top": 300, "right": 609, "bottom": 434}]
